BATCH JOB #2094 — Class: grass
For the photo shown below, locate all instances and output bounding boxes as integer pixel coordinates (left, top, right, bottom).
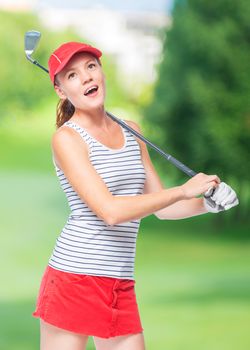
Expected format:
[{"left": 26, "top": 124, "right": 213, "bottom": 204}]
[{"left": 0, "top": 170, "right": 249, "bottom": 350}]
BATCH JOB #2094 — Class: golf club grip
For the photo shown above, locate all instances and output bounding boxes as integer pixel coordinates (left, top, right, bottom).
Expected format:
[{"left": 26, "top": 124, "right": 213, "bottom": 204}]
[{"left": 165, "top": 156, "right": 197, "bottom": 177}]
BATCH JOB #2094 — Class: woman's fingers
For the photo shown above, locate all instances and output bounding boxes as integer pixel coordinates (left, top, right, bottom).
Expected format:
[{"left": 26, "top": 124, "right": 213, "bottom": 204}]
[
  {"left": 206, "top": 174, "right": 221, "bottom": 184},
  {"left": 198, "top": 174, "right": 220, "bottom": 196},
  {"left": 204, "top": 180, "right": 219, "bottom": 194},
  {"left": 224, "top": 197, "right": 239, "bottom": 210},
  {"left": 211, "top": 183, "right": 237, "bottom": 207},
  {"left": 204, "top": 187, "right": 214, "bottom": 197},
  {"left": 204, "top": 181, "right": 239, "bottom": 213},
  {"left": 211, "top": 182, "right": 229, "bottom": 203},
  {"left": 182, "top": 173, "right": 223, "bottom": 199},
  {"left": 221, "top": 190, "right": 237, "bottom": 207}
]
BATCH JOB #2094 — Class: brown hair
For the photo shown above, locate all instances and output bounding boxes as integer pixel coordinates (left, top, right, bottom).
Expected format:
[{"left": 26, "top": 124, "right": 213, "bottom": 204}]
[
  {"left": 54, "top": 57, "right": 102, "bottom": 129},
  {"left": 56, "top": 98, "right": 75, "bottom": 129}
]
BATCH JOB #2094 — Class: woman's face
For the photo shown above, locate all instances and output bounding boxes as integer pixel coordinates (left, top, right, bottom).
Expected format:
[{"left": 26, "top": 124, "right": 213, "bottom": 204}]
[{"left": 54, "top": 52, "right": 106, "bottom": 112}]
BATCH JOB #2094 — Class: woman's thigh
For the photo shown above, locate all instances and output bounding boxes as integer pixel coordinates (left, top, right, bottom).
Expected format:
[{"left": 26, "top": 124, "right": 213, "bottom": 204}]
[
  {"left": 40, "top": 319, "right": 89, "bottom": 350},
  {"left": 93, "top": 332, "right": 146, "bottom": 350}
]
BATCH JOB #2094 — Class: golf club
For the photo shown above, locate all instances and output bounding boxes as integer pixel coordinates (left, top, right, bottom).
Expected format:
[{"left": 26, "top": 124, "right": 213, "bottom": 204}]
[
  {"left": 24, "top": 30, "right": 220, "bottom": 209},
  {"left": 25, "top": 30, "right": 49, "bottom": 73}
]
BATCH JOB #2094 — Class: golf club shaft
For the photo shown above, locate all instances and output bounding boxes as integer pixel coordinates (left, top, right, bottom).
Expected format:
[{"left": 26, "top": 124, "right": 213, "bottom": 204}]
[
  {"left": 26, "top": 55, "right": 49, "bottom": 73},
  {"left": 33, "top": 60, "right": 49, "bottom": 73}
]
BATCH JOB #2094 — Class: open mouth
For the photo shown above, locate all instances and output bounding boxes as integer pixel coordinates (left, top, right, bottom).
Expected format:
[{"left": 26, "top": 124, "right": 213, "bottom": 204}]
[{"left": 84, "top": 85, "right": 99, "bottom": 96}]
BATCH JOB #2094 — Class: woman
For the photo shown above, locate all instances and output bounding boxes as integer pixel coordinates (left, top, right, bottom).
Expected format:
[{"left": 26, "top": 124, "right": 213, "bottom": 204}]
[{"left": 32, "top": 41, "right": 238, "bottom": 350}]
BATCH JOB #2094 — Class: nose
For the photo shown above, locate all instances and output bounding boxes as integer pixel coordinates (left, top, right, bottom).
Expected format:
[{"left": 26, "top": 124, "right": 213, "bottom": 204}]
[{"left": 80, "top": 69, "right": 93, "bottom": 85}]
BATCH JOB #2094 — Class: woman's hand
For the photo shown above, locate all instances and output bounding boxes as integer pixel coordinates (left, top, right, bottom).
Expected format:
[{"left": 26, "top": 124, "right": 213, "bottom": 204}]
[
  {"left": 203, "top": 182, "right": 239, "bottom": 213},
  {"left": 180, "top": 172, "right": 221, "bottom": 199}
]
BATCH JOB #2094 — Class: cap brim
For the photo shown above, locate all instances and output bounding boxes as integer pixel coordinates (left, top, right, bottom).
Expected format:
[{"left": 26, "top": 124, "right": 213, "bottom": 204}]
[{"left": 54, "top": 47, "right": 102, "bottom": 81}]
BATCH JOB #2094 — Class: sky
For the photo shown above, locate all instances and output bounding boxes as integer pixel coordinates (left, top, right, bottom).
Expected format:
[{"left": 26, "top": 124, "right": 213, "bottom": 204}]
[{"left": 37, "top": 0, "right": 174, "bottom": 14}]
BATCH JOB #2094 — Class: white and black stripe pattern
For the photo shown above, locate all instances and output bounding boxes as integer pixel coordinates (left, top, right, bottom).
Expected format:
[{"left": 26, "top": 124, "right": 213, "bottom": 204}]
[{"left": 48, "top": 119, "right": 146, "bottom": 279}]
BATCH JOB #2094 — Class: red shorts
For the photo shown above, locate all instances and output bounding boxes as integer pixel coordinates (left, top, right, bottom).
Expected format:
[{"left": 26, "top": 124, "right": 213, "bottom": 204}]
[{"left": 32, "top": 265, "right": 144, "bottom": 338}]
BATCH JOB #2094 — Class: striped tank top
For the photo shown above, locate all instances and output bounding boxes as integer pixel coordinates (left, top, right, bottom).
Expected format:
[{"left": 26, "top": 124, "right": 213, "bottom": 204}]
[{"left": 48, "top": 119, "right": 146, "bottom": 280}]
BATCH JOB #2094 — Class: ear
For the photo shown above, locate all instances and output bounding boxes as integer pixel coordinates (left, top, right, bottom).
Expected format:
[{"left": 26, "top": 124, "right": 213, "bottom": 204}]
[{"left": 54, "top": 84, "right": 67, "bottom": 100}]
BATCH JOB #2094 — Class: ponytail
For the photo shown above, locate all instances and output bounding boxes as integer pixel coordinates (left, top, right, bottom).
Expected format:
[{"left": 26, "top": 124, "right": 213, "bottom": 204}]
[{"left": 56, "top": 99, "right": 75, "bottom": 129}]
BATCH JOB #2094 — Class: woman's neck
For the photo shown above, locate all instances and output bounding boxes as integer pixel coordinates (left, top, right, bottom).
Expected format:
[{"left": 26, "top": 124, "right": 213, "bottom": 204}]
[{"left": 71, "top": 106, "right": 109, "bottom": 130}]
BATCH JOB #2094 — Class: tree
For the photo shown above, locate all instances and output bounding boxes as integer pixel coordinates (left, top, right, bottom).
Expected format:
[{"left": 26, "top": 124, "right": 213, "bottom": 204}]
[{"left": 144, "top": 0, "right": 250, "bottom": 220}]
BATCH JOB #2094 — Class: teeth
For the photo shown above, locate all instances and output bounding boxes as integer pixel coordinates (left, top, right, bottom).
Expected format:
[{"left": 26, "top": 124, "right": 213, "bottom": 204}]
[{"left": 84, "top": 85, "right": 98, "bottom": 95}]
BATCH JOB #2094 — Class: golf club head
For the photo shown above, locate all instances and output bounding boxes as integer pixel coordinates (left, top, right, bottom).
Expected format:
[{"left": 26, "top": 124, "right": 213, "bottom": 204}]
[{"left": 24, "top": 30, "right": 41, "bottom": 61}]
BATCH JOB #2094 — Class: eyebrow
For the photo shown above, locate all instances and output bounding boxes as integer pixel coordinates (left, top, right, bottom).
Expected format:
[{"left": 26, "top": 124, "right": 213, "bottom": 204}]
[{"left": 62, "top": 59, "right": 96, "bottom": 76}]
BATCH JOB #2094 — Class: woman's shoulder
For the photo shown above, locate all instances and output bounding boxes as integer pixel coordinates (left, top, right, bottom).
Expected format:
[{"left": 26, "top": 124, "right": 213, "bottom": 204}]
[
  {"left": 123, "top": 119, "right": 142, "bottom": 133},
  {"left": 123, "top": 119, "right": 146, "bottom": 152},
  {"left": 51, "top": 123, "right": 88, "bottom": 151},
  {"left": 51, "top": 123, "right": 75, "bottom": 142}
]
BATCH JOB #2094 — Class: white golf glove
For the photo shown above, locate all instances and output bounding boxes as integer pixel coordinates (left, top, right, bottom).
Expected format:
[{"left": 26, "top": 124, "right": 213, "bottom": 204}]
[{"left": 203, "top": 182, "right": 239, "bottom": 213}]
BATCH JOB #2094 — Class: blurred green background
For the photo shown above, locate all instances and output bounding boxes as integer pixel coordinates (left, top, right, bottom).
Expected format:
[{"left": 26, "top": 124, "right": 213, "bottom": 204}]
[{"left": 0, "top": 1, "right": 249, "bottom": 349}]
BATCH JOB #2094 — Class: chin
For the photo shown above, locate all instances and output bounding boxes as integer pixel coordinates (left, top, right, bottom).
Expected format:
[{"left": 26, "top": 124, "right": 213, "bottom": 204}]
[
  {"left": 87, "top": 96, "right": 105, "bottom": 108},
  {"left": 77, "top": 100, "right": 105, "bottom": 111}
]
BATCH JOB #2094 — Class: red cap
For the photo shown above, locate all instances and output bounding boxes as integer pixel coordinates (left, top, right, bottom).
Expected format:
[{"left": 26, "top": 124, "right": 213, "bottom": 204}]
[{"left": 48, "top": 42, "right": 102, "bottom": 84}]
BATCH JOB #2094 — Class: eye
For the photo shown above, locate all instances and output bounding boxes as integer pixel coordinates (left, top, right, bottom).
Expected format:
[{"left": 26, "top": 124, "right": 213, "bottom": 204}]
[
  {"left": 88, "top": 63, "right": 96, "bottom": 69},
  {"left": 68, "top": 72, "right": 76, "bottom": 79}
]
